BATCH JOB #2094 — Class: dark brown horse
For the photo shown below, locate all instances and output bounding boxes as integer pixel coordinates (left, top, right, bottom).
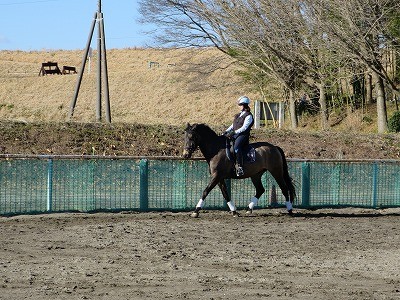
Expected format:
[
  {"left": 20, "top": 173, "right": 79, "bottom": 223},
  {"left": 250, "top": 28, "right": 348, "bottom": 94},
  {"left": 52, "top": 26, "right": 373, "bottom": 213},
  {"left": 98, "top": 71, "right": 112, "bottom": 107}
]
[{"left": 182, "top": 123, "right": 296, "bottom": 217}]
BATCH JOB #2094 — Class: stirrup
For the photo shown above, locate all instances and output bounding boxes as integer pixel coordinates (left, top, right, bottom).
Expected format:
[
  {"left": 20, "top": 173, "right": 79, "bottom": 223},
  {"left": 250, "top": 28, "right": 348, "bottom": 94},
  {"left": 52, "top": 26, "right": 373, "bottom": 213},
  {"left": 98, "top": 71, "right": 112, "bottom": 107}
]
[{"left": 236, "top": 166, "right": 244, "bottom": 176}]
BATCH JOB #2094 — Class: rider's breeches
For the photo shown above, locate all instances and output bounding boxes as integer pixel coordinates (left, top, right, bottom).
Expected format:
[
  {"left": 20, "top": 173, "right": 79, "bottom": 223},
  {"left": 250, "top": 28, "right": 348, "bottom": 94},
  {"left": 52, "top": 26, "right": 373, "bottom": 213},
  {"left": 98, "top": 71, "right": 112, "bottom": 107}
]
[{"left": 234, "top": 134, "right": 249, "bottom": 166}]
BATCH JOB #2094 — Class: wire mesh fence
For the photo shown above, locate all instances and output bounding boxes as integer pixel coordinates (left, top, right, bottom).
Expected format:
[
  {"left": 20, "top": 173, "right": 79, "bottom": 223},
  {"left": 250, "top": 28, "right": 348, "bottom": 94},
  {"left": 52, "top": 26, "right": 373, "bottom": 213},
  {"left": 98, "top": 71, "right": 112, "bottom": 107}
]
[{"left": 0, "top": 155, "right": 399, "bottom": 215}]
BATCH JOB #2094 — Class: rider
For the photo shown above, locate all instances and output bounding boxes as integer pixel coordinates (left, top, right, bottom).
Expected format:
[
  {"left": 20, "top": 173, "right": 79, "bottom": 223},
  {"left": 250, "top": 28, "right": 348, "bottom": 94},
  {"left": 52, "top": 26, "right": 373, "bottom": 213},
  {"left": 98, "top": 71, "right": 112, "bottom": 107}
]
[{"left": 224, "top": 96, "right": 254, "bottom": 176}]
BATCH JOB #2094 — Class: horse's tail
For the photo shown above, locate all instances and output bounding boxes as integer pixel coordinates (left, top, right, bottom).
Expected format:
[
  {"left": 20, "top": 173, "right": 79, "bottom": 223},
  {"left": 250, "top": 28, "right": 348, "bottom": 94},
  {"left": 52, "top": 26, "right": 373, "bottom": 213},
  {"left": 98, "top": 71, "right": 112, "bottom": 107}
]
[{"left": 277, "top": 146, "right": 296, "bottom": 202}]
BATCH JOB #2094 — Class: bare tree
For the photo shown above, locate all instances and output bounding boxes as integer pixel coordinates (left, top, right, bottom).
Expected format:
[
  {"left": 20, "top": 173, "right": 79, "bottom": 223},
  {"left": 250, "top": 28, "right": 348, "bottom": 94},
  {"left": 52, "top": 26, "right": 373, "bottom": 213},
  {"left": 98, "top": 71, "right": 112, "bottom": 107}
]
[
  {"left": 293, "top": 4, "right": 348, "bottom": 129},
  {"left": 306, "top": 0, "right": 400, "bottom": 132},
  {"left": 138, "top": 0, "right": 225, "bottom": 49},
  {"left": 139, "top": 0, "right": 311, "bottom": 129},
  {"left": 218, "top": 0, "right": 310, "bottom": 128},
  {"left": 139, "top": 0, "right": 399, "bottom": 132}
]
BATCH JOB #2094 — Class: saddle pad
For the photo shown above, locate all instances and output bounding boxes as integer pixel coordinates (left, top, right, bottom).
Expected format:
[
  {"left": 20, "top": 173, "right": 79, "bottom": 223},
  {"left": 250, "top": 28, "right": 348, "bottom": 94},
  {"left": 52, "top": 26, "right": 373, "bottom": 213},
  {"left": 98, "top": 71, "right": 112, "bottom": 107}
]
[{"left": 225, "top": 142, "right": 256, "bottom": 163}]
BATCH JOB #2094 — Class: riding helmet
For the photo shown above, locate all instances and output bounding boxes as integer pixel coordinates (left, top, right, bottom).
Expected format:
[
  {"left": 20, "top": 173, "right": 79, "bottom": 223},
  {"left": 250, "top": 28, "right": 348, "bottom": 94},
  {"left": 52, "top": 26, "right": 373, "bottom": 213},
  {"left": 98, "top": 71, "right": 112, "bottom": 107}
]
[{"left": 237, "top": 96, "right": 250, "bottom": 105}]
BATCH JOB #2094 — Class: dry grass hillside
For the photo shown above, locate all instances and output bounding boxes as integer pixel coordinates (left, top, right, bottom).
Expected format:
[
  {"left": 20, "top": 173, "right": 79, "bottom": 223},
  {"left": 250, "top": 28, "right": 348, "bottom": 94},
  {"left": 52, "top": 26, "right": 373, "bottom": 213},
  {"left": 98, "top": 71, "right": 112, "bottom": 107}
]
[
  {"left": 0, "top": 48, "right": 256, "bottom": 125},
  {"left": 0, "top": 48, "right": 399, "bottom": 159}
]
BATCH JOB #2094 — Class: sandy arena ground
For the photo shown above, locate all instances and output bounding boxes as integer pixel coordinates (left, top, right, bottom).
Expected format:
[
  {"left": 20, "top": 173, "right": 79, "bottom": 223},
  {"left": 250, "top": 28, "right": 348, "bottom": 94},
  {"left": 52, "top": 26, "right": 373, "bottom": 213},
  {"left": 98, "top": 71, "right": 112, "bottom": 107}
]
[{"left": 1, "top": 208, "right": 400, "bottom": 300}]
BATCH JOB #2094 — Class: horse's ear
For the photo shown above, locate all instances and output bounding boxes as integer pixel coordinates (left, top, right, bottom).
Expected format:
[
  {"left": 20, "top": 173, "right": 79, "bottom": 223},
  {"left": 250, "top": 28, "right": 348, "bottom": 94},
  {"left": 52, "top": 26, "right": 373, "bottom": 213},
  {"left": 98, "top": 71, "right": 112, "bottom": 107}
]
[{"left": 185, "top": 123, "right": 191, "bottom": 131}]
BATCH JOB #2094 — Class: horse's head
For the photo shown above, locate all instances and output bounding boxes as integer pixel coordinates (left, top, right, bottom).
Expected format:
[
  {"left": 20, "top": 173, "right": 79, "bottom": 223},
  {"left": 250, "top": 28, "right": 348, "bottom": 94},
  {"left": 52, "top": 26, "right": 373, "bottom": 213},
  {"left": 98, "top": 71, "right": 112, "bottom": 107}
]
[{"left": 182, "top": 123, "right": 198, "bottom": 159}]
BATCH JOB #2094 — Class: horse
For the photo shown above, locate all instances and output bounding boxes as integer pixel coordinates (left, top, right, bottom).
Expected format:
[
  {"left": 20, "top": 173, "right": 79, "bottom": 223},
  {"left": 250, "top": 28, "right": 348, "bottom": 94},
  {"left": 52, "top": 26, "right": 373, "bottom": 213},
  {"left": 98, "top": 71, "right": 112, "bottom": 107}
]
[{"left": 182, "top": 123, "right": 296, "bottom": 218}]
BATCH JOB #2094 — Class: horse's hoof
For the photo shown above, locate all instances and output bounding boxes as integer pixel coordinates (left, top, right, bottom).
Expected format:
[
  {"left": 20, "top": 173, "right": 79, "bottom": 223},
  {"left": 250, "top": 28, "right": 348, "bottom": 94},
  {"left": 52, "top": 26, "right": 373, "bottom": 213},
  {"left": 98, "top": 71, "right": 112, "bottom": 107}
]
[
  {"left": 288, "top": 209, "right": 293, "bottom": 215},
  {"left": 191, "top": 212, "right": 199, "bottom": 218},
  {"left": 245, "top": 208, "right": 253, "bottom": 214},
  {"left": 231, "top": 211, "right": 240, "bottom": 217}
]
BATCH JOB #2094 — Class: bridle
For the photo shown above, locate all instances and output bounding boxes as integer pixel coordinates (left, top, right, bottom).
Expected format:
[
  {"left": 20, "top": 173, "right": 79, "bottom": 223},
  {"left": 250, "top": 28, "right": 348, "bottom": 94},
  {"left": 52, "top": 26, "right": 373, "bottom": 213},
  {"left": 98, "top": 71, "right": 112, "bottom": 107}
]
[
  {"left": 185, "top": 143, "right": 197, "bottom": 153},
  {"left": 184, "top": 130, "right": 198, "bottom": 156}
]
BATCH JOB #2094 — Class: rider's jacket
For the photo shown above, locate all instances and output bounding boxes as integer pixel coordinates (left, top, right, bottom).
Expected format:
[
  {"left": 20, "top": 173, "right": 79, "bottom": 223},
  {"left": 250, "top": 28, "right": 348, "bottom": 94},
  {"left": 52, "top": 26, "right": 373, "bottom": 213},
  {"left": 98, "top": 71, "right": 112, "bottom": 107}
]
[{"left": 233, "top": 111, "right": 254, "bottom": 136}]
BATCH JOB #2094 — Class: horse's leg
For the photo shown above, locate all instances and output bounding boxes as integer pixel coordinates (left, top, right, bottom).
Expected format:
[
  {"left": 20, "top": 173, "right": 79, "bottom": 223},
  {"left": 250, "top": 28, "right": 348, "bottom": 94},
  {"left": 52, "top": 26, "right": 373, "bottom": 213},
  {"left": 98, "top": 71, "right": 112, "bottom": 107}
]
[
  {"left": 246, "top": 172, "right": 265, "bottom": 214},
  {"left": 276, "top": 146, "right": 295, "bottom": 214},
  {"left": 269, "top": 169, "right": 293, "bottom": 214},
  {"left": 275, "top": 177, "right": 292, "bottom": 213},
  {"left": 192, "top": 175, "right": 220, "bottom": 218},
  {"left": 218, "top": 180, "right": 238, "bottom": 216}
]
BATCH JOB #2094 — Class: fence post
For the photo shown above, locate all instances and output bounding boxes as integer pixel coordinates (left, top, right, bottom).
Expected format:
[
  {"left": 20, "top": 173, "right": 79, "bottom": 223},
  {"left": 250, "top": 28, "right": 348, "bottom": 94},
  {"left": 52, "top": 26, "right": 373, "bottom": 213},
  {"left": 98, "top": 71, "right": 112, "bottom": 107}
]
[
  {"left": 47, "top": 158, "right": 53, "bottom": 212},
  {"left": 173, "top": 160, "right": 187, "bottom": 210},
  {"left": 301, "top": 162, "right": 310, "bottom": 207},
  {"left": 332, "top": 164, "right": 341, "bottom": 205},
  {"left": 372, "top": 162, "right": 378, "bottom": 207},
  {"left": 270, "top": 185, "right": 278, "bottom": 207},
  {"left": 139, "top": 159, "right": 149, "bottom": 211}
]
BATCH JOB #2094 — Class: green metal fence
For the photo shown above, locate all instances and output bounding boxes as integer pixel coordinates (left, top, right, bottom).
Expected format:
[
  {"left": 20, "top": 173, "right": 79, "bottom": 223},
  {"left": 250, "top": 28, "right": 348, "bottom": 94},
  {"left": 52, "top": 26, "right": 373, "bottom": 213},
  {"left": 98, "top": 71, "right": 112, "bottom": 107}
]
[{"left": 0, "top": 155, "right": 399, "bottom": 215}]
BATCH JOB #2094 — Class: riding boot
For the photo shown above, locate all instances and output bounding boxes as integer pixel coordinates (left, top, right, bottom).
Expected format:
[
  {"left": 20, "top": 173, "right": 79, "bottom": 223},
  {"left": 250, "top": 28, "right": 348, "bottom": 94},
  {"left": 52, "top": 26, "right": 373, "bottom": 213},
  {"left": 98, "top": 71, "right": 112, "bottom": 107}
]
[{"left": 235, "top": 151, "right": 244, "bottom": 176}]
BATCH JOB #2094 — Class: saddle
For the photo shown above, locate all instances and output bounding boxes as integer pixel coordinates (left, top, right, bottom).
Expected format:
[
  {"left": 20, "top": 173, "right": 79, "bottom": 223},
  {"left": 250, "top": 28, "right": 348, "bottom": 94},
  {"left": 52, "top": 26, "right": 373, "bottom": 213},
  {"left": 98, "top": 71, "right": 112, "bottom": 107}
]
[{"left": 225, "top": 138, "right": 256, "bottom": 164}]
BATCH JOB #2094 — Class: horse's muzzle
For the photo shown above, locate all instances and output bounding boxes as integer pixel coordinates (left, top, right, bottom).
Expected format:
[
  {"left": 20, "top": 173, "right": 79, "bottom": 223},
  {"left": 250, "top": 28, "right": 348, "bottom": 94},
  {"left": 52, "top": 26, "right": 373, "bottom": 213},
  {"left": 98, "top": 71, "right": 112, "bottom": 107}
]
[{"left": 182, "top": 149, "right": 191, "bottom": 159}]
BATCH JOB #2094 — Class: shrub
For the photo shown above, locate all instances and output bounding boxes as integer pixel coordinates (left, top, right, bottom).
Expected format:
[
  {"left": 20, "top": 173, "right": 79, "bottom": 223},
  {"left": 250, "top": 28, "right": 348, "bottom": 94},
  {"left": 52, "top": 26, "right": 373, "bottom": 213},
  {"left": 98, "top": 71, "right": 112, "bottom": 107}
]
[
  {"left": 388, "top": 111, "right": 400, "bottom": 133},
  {"left": 362, "top": 115, "right": 373, "bottom": 124}
]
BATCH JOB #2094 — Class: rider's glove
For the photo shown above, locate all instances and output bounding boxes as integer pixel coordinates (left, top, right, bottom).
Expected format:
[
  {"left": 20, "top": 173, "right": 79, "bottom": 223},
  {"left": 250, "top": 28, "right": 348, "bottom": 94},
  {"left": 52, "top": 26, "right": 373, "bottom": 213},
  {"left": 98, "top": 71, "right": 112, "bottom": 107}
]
[{"left": 224, "top": 129, "right": 235, "bottom": 138}]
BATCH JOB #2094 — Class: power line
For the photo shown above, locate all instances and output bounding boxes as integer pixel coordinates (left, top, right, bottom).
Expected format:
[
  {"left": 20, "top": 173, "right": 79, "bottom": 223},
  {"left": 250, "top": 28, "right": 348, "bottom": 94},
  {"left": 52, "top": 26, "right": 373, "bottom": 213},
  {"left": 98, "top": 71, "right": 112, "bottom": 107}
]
[{"left": 0, "top": 0, "right": 62, "bottom": 5}]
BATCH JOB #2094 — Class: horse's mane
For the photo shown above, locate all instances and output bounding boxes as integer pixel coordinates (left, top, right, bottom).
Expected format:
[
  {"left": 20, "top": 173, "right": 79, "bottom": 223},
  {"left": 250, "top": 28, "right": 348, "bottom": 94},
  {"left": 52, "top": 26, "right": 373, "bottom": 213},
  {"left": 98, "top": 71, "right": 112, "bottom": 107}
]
[{"left": 192, "top": 123, "right": 219, "bottom": 138}]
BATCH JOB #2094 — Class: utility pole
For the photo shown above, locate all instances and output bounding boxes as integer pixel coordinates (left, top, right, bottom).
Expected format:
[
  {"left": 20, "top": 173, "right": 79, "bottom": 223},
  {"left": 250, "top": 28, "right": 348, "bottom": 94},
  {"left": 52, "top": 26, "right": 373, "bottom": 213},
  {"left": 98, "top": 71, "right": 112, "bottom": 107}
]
[{"left": 69, "top": 0, "right": 111, "bottom": 123}]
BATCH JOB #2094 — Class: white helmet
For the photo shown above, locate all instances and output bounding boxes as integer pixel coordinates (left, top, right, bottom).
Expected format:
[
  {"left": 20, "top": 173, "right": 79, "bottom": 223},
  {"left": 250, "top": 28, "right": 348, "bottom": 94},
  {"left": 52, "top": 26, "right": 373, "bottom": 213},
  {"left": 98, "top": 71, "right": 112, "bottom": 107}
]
[{"left": 237, "top": 96, "right": 250, "bottom": 105}]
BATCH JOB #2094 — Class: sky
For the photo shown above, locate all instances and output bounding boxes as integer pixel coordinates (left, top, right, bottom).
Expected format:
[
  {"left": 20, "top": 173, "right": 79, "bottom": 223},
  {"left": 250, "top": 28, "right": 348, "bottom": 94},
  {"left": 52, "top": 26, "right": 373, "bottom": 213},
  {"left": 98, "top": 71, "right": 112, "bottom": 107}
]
[{"left": 0, "top": 0, "right": 156, "bottom": 51}]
